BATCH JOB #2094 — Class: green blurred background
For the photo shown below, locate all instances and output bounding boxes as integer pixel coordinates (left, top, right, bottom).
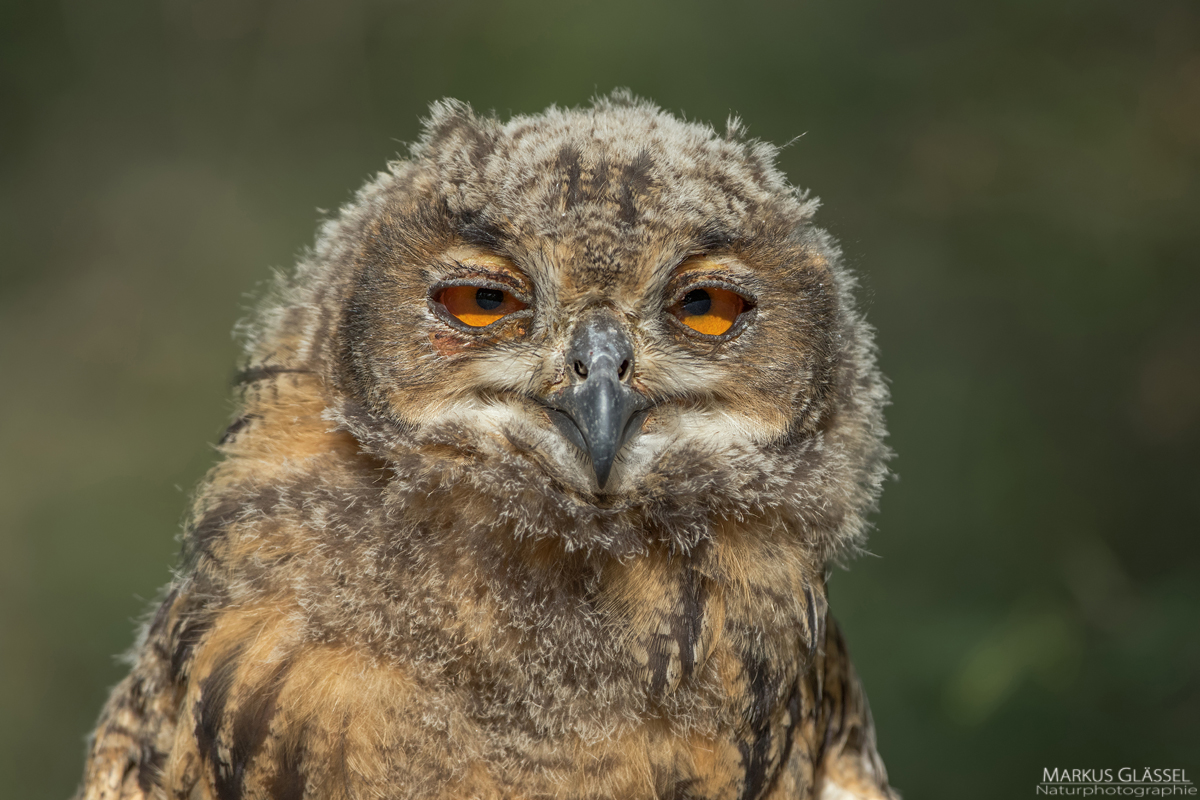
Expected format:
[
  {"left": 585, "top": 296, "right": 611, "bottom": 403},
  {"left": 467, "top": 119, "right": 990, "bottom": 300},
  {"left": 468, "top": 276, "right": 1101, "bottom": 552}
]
[{"left": 2, "top": 0, "right": 1198, "bottom": 796}]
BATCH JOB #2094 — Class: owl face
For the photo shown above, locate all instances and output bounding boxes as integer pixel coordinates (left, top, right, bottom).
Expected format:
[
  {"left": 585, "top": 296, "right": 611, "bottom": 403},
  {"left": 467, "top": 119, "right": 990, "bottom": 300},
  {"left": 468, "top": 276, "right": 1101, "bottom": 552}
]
[{"left": 332, "top": 100, "right": 843, "bottom": 502}]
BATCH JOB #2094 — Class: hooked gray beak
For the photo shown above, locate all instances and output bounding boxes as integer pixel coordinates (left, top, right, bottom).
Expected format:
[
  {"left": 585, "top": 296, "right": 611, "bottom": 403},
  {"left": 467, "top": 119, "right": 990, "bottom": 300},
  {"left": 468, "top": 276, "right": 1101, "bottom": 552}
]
[{"left": 542, "top": 312, "right": 649, "bottom": 489}]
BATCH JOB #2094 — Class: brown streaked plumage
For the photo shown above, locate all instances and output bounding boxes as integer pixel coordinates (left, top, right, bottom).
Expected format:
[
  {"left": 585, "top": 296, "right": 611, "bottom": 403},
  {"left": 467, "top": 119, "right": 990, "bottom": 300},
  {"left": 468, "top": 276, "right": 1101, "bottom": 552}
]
[{"left": 77, "top": 91, "right": 896, "bottom": 800}]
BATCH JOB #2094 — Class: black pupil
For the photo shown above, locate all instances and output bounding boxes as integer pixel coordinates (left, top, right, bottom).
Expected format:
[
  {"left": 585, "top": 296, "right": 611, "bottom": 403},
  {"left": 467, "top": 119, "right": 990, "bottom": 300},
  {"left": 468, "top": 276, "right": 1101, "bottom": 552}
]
[
  {"left": 681, "top": 289, "right": 711, "bottom": 316},
  {"left": 475, "top": 288, "right": 504, "bottom": 310}
]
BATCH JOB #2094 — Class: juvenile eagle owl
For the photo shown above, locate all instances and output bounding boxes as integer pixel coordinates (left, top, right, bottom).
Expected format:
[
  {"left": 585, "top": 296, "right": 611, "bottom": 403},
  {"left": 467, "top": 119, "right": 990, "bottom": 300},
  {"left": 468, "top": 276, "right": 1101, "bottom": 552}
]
[{"left": 78, "top": 92, "right": 896, "bottom": 800}]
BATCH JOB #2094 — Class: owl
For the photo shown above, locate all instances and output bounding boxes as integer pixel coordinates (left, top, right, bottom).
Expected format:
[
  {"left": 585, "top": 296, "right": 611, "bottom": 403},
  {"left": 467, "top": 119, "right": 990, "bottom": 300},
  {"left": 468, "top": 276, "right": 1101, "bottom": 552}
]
[{"left": 76, "top": 91, "right": 896, "bottom": 800}]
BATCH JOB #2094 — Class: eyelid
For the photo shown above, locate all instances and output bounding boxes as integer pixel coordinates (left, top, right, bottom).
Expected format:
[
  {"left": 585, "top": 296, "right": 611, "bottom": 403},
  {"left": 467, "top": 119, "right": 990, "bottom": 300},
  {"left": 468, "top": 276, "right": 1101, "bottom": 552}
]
[
  {"left": 430, "top": 277, "right": 532, "bottom": 303},
  {"left": 668, "top": 278, "right": 755, "bottom": 307},
  {"left": 435, "top": 251, "right": 533, "bottom": 295}
]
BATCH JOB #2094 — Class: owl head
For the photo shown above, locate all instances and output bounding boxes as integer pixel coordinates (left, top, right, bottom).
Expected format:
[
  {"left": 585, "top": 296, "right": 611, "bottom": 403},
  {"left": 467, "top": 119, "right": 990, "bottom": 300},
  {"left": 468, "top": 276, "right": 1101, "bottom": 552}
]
[{"left": 233, "top": 91, "right": 888, "bottom": 563}]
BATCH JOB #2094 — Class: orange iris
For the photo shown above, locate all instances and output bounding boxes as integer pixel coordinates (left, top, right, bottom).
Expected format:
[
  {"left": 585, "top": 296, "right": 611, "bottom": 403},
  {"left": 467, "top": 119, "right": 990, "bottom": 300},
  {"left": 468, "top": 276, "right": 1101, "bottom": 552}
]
[
  {"left": 671, "top": 287, "right": 745, "bottom": 336},
  {"left": 437, "top": 285, "right": 527, "bottom": 327}
]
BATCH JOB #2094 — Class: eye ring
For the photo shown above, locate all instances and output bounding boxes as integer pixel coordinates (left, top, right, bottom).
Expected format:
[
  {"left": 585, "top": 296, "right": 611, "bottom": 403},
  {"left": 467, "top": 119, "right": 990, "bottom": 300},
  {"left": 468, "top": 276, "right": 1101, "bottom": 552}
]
[
  {"left": 667, "top": 281, "right": 754, "bottom": 339},
  {"left": 430, "top": 280, "right": 531, "bottom": 331}
]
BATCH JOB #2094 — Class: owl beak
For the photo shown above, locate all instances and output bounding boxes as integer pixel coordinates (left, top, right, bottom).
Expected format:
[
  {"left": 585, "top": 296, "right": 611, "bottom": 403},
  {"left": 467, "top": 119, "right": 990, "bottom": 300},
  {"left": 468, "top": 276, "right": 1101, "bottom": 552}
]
[{"left": 542, "top": 314, "right": 649, "bottom": 490}]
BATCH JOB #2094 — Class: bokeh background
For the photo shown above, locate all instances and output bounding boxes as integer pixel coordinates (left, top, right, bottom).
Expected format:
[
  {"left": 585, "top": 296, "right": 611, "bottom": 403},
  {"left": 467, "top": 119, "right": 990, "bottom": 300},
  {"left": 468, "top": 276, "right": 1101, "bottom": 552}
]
[{"left": 2, "top": 0, "right": 1198, "bottom": 796}]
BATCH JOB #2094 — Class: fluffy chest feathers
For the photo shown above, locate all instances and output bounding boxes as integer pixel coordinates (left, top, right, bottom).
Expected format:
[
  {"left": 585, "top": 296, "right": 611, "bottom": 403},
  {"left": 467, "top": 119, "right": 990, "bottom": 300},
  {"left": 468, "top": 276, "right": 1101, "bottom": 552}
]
[
  {"left": 163, "top": 477, "right": 830, "bottom": 798},
  {"left": 196, "top": 399, "right": 826, "bottom": 721}
]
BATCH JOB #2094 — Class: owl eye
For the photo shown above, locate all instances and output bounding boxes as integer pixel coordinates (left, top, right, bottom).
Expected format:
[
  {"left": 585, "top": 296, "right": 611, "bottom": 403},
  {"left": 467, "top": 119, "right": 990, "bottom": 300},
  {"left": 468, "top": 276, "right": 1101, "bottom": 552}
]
[
  {"left": 670, "top": 286, "right": 746, "bottom": 337},
  {"left": 435, "top": 285, "right": 528, "bottom": 327}
]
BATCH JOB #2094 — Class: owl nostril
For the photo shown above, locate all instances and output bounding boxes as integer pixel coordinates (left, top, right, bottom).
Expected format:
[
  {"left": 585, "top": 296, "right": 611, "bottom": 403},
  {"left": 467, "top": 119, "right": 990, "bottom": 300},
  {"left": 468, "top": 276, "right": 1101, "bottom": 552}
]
[
  {"left": 617, "top": 359, "right": 630, "bottom": 380},
  {"left": 574, "top": 361, "right": 589, "bottom": 378}
]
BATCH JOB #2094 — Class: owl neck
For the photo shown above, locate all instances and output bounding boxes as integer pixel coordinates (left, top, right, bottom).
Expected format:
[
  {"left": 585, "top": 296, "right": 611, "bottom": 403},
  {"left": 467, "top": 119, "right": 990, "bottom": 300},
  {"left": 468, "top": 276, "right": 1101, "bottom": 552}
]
[{"left": 190, "top": 379, "right": 828, "bottom": 722}]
